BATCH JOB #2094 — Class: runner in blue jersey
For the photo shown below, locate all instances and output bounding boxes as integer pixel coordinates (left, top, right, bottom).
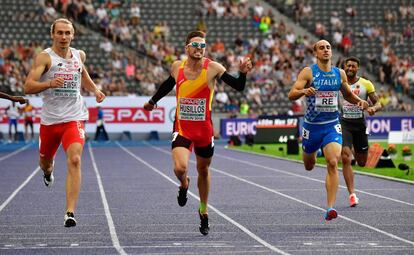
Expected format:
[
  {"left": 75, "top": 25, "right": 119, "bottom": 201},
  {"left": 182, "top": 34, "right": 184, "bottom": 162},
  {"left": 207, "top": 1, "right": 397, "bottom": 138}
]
[{"left": 288, "top": 40, "right": 369, "bottom": 221}]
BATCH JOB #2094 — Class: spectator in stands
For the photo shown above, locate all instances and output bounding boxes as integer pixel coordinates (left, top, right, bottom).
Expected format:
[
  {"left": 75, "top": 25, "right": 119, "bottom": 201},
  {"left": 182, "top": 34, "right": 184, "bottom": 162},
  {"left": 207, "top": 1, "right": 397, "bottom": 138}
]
[
  {"left": 345, "top": 4, "right": 357, "bottom": 17},
  {"left": 247, "top": 83, "right": 262, "bottom": 106},
  {"left": 42, "top": 2, "right": 58, "bottom": 22},
  {"left": 99, "top": 38, "right": 113, "bottom": 54},
  {"left": 340, "top": 32, "right": 352, "bottom": 55},
  {"left": 215, "top": 85, "right": 229, "bottom": 106},
  {"left": 315, "top": 22, "right": 326, "bottom": 38},
  {"left": 239, "top": 98, "right": 249, "bottom": 115},
  {"left": 378, "top": 88, "right": 390, "bottom": 108},
  {"left": 130, "top": 3, "right": 141, "bottom": 26}
]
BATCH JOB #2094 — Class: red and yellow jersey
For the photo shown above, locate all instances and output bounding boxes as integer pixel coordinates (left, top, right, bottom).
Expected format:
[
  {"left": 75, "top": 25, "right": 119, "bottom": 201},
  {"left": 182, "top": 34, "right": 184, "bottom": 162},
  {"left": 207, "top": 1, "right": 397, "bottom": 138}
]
[{"left": 174, "top": 58, "right": 214, "bottom": 147}]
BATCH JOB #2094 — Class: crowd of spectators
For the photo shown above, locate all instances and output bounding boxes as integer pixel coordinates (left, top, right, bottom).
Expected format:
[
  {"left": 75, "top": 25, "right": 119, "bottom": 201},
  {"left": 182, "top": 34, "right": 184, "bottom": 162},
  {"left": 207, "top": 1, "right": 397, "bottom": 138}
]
[{"left": 0, "top": 0, "right": 412, "bottom": 116}]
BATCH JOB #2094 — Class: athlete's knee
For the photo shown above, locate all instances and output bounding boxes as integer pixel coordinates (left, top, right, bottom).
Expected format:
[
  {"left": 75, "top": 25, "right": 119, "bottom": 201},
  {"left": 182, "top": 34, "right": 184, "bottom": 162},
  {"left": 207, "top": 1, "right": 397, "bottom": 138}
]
[
  {"left": 355, "top": 152, "right": 368, "bottom": 167},
  {"left": 197, "top": 166, "right": 209, "bottom": 178},
  {"left": 341, "top": 152, "right": 352, "bottom": 165},
  {"left": 304, "top": 160, "right": 315, "bottom": 171},
  {"left": 174, "top": 162, "right": 187, "bottom": 176},
  {"left": 326, "top": 157, "right": 339, "bottom": 169},
  {"left": 356, "top": 158, "right": 367, "bottom": 167},
  {"left": 67, "top": 154, "right": 81, "bottom": 168}
]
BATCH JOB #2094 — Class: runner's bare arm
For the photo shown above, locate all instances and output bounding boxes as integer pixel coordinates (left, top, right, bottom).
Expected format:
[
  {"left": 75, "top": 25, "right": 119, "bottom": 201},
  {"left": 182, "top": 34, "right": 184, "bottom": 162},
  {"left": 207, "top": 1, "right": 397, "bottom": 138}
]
[
  {"left": 0, "top": 92, "right": 27, "bottom": 104},
  {"left": 288, "top": 67, "right": 314, "bottom": 100},
  {"left": 24, "top": 52, "right": 64, "bottom": 94},
  {"left": 367, "top": 91, "right": 382, "bottom": 115},
  {"left": 79, "top": 50, "right": 105, "bottom": 103}
]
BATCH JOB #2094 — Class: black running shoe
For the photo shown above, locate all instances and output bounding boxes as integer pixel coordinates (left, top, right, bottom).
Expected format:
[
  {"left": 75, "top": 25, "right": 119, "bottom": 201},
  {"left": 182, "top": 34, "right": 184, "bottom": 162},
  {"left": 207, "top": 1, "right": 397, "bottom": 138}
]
[
  {"left": 177, "top": 177, "right": 189, "bottom": 207},
  {"left": 64, "top": 212, "right": 77, "bottom": 227},
  {"left": 43, "top": 172, "right": 54, "bottom": 187},
  {"left": 199, "top": 210, "right": 209, "bottom": 236}
]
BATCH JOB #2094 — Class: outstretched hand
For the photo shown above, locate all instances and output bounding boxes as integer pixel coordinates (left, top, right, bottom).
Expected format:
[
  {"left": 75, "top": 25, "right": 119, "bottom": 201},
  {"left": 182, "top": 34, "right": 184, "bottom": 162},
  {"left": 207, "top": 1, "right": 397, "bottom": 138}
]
[
  {"left": 11, "top": 96, "right": 28, "bottom": 104},
  {"left": 239, "top": 57, "right": 254, "bottom": 73},
  {"left": 358, "top": 100, "right": 369, "bottom": 110},
  {"left": 143, "top": 102, "right": 155, "bottom": 111}
]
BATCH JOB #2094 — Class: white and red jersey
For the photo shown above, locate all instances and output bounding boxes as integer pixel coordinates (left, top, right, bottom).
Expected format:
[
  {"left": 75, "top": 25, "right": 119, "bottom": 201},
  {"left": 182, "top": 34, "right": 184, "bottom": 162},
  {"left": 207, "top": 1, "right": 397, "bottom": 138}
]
[{"left": 39, "top": 47, "right": 88, "bottom": 125}]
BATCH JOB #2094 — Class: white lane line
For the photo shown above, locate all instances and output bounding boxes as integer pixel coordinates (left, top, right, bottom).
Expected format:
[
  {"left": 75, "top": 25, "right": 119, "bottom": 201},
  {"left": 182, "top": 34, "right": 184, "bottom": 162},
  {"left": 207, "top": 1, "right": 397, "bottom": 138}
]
[
  {"left": 0, "top": 143, "right": 32, "bottom": 162},
  {"left": 117, "top": 142, "right": 290, "bottom": 255},
  {"left": 150, "top": 145, "right": 414, "bottom": 246},
  {"left": 87, "top": 143, "right": 127, "bottom": 255},
  {"left": 0, "top": 167, "right": 40, "bottom": 213},
  {"left": 215, "top": 153, "right": 414, "bottom": 206}
]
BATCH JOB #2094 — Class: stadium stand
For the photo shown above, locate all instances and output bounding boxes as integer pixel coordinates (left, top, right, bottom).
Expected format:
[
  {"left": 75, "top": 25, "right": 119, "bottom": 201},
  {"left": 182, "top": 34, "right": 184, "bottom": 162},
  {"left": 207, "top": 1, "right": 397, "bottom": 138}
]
[{"left": 0, "top": 0, "right": 413, "bottom": 115}]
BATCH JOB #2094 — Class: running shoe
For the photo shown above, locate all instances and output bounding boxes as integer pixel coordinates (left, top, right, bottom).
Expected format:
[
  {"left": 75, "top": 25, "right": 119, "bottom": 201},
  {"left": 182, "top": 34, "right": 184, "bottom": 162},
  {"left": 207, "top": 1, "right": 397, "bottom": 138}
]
[
  {"left": 43, "top": 172, "right": 54, "bottom": 187},
  {"left": 177, "top": 177, "right": 189, "bottom": 207},
  {"left": 324, "top": 208, "right": 338, "bottom": 221},
  {"left": 64, "top": 212, "right": 77, "bottom": 227},
  {"left": 199, "top": 210, "right": 210, "bottom": 235},
  {"left": 349, "top": 193, "right": 359, "bottom": 207}
]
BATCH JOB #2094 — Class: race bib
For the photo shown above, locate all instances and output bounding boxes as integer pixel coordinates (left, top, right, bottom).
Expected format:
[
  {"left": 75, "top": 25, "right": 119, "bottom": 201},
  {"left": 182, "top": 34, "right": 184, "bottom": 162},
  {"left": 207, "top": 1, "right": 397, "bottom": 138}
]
[
  {"left": 315, "top": 91, "right": 338, "bottom": 112},
  {"left": 178, "top": 98, "right": 206, "bottom": 121},
  {"left": 52, "top": 73, "right": 80, "bottom": 98},
  {"left": 342, "top": 104, "right": 363, "bottom": 119}
]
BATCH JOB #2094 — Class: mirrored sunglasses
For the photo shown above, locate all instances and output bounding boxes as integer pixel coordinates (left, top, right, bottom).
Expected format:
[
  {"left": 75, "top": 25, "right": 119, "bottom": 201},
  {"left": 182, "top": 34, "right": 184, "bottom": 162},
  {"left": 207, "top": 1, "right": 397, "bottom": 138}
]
[{"left": 189, "top": 42, "right": 206, "bottom": 49}]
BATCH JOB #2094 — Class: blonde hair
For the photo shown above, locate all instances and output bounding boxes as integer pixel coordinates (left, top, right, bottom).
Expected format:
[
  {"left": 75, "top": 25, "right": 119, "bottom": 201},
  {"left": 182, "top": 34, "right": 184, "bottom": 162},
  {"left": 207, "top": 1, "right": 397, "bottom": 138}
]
[{"left": 50, "top": 18, "right": 74, "bottom": 34}]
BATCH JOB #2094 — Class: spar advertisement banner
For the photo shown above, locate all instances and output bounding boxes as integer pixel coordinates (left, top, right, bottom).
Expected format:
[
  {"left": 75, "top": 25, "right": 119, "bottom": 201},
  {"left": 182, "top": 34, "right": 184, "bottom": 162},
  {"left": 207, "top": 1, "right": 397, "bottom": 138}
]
[
  {"left": 220, "top": 116, "right": 414, "bottom": 139},
  {"left": 0, "top": 96, "right": 177, "bottom": 133}
]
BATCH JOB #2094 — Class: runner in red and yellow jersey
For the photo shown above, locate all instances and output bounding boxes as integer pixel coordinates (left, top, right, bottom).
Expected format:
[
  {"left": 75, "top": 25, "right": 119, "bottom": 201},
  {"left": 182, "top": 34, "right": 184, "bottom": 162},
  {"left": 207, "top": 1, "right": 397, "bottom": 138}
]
[{"left": 144, "top": 31, "right": 253, "bottom": 235}]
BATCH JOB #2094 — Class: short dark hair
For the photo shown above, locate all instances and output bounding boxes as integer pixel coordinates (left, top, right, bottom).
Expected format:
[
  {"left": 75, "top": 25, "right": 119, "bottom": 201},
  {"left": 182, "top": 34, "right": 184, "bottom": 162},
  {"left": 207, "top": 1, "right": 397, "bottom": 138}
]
[
  {"left": 185, "top": 31, "right": 206, "bottom": 45},
  {"left": 345, "top": 56, "right": 360, "bottom": 67}
]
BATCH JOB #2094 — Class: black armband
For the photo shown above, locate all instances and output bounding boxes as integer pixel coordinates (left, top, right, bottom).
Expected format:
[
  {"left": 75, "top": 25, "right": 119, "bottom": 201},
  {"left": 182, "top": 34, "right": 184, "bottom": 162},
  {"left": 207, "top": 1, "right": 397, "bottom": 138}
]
[
  {"left": 220, "top": 71, "right": 246, "bottom": 91},
  {"left": 151, "top": 75, "right": 176, "bottom": 104}
]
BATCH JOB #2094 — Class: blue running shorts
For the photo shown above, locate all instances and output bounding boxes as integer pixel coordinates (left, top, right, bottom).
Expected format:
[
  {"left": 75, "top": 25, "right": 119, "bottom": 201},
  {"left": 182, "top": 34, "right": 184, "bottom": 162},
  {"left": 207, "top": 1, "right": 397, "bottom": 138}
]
[{"left": 301, "top": 120, "right": 342, "bottom": 154}]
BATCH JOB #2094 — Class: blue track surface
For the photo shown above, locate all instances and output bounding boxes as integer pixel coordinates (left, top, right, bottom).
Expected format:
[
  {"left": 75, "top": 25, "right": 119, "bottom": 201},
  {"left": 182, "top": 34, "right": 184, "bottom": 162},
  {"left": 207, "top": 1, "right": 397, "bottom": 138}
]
[{"left": 0, "top": 141, "right": 413, "bottom": 254}]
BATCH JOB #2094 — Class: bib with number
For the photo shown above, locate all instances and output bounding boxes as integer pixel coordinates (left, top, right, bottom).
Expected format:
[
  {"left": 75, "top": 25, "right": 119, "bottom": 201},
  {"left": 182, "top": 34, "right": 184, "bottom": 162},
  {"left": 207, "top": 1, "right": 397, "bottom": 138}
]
[
  {"left": 315, "top": 91, "right": 338, "bottom": 112},
  {"left": 178, "top": 98, "right": 206, "bottom": 121}
]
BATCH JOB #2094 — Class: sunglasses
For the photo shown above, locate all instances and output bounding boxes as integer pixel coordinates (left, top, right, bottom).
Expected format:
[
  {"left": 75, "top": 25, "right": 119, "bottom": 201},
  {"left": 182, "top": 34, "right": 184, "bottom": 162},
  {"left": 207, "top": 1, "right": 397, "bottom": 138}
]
[{"left": 188, "top": 41, "right": 206, "bottom": 49}]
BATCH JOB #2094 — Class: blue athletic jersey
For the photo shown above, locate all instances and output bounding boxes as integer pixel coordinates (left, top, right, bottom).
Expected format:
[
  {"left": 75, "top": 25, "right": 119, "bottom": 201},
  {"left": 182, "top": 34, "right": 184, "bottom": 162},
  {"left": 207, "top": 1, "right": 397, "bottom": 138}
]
[{"left": 304, "top": 64, "right": 342, "bottom": 124}]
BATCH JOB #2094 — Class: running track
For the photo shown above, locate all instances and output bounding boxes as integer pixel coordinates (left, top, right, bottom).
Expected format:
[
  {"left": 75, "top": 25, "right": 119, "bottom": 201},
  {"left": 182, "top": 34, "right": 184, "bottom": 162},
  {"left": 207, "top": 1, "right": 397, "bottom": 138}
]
[{"left": 0, "top": 141, "right": 413, "bottom": 254}]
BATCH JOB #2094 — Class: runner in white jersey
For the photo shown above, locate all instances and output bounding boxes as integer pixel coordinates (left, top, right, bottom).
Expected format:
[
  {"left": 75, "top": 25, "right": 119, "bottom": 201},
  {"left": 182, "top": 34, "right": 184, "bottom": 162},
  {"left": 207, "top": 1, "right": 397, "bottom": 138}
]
[{"left": 24, "top": 18, "right": 105, "bottom": 227}]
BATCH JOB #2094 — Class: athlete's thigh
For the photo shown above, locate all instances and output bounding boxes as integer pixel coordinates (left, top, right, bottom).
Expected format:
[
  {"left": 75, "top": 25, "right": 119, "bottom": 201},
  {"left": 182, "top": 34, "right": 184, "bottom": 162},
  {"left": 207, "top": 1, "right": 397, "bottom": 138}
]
[
  {"left": 321, "top": 122, "right": 342, "bottom": 149},
  {"left": 39, "top": 124, "right": 63, "bottom": 160},
  {"left": 352, "top": 129, "right": 369, "bottom": 153},
  {"left": 194, "top": 136, "right": 214, "bottom": 159},
  {"left": 301, "top": 122, "right": 323, "bottom": 154},
  {"left": 172, "top": 147, "right": 192, "bottom": 170},
  {"left": 172, "top": 133, "right": 192, "bottom": 169},
  {"left": 195, "top": 154, "right": 212, "bottom": 173},
  {"left": 323, "top": 141, "right": 342, "bottom": 162},
  {"left": 61, "top": 121, "right": 86, "bottom": 152},
  {"left": 341, "top": 121, "right": 353, "bottom": 149}
]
